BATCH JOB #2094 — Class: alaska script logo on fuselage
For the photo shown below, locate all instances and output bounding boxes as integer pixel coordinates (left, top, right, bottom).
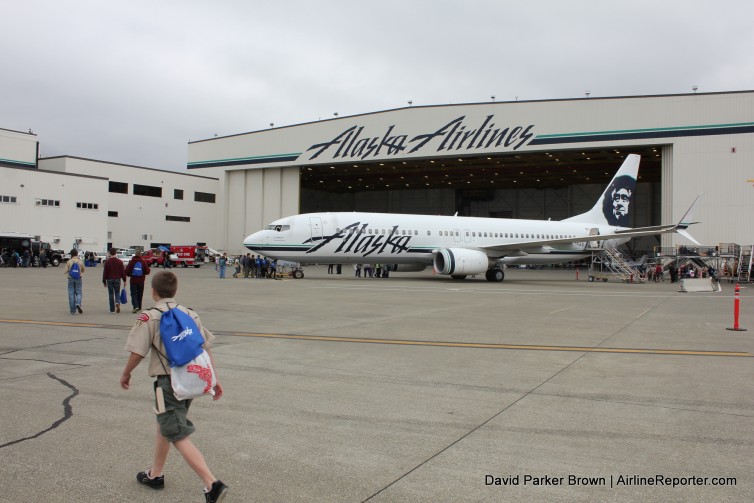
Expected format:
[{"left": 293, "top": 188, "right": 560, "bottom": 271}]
[
  {"left": 305, "top": 222, "right": 412, "bottom": 257},
  {"left": 306, "top": 115, "right": 535, "bottom": 161}
]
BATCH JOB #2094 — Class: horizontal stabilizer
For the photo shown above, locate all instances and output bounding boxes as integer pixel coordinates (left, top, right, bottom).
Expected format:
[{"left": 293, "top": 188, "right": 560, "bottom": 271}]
[{"left": 677, "top": 229, "right": 700, "bottom": 246}]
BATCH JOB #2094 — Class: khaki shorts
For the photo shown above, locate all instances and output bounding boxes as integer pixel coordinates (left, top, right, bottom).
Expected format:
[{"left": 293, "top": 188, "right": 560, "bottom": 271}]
[{"left": 154, "top": 375, "right": 195, "bottom": 442}]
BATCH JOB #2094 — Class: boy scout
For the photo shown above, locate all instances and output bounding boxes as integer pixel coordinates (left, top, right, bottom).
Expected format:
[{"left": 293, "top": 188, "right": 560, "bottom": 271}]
[{"left": 119, "top": 271, "right": 228, "bottom": 503}]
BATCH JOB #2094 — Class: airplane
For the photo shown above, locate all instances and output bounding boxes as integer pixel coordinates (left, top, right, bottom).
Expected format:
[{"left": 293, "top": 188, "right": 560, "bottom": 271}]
[{"left": 243, "top": 154, "right": 700, "bottom": 281}]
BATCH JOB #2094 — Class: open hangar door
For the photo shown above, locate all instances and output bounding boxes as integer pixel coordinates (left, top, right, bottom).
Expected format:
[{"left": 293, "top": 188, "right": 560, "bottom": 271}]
[{"left": 299, "top": 146, "right": 663, "bottom": 255}]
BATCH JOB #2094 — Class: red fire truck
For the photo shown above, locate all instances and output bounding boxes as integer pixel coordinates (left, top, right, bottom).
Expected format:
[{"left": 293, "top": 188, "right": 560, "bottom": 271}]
[
  {"left": 171, "top": 245, "right": 207, "bottom": 267},
  {"left": 143, "top": 245, "right": 207, "bottom": 268}
]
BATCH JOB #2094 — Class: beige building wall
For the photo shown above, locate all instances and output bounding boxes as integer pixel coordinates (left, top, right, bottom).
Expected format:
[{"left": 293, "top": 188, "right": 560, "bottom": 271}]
[
  {"left": 0, "top": 165, "right": 108, "bottom": 251},
  {"left": 39, "top": 156, "right": 220, "bottom": 251}
]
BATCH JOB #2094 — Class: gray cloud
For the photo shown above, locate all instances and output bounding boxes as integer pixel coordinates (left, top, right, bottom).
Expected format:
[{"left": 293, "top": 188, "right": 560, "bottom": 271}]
[{"left": 2, "top": 0, "right": 752, "bottom": 171}]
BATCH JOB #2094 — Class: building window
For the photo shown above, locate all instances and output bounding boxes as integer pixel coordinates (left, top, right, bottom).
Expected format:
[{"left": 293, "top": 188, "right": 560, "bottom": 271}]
[
  {"left": 166, "top": 215, "right": 190, "bottom": 222},
  {"left": 109, "top": 181, "right": 128, "bottom": 194},
  {"left": 37, "top": 199, "right": 60, "bottom": 207},
  {"left": 1, "top": 195, "right": 17, "bottom": 203},
  {"left": 108, "top": 211, "right": 119, "bottom": 217},
  {"left": 133, "top": 184, "right": 162, "bottom": 198},
  {"left": 174, "top": 189, "right": 184, "bottom": 200},
  {"left": 76, "top": 202, "right": 99, "bottom": 210},
  {"left": 194, "top": 191, "right": 216, "bottom": 203}
]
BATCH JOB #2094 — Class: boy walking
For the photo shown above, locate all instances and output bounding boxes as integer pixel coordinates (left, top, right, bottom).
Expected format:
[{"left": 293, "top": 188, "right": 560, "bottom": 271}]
[
  {"left": 125, "top": 250, "right": 151, "bottom": 313},
  {"left": 119, "top": 271, "right": 228, "bottom": 503},
  {"left": 64, "top": 249, "right": 85, "bottom": 314}
]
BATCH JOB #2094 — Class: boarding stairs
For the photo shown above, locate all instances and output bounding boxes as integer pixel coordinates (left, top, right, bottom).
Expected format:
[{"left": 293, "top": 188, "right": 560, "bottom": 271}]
[
  {"left": 737, "top": 245, "right": 753, "bottom": 283},
  {"left": 205, "top": 247, "right": 223, "bottom": 258},
  {"left": 688, "top": 256, "right": 708, "bottom": 269},
  {"left": 588, "top": 245, "right": 646, "bottom": 283}
]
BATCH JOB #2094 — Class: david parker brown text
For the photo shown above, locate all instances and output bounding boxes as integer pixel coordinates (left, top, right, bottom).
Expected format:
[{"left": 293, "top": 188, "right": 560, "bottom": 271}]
[{"left": 485, "top": 474, "right": 736, "bottom": 488}]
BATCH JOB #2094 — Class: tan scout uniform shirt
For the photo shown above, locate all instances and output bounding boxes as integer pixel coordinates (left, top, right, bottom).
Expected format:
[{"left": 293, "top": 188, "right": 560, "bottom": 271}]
[{"left": 124, "top": 298, "right": 215, "bottom": 376}]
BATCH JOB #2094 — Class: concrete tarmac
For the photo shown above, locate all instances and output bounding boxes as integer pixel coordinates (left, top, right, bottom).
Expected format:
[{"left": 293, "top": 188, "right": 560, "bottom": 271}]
[{"left": 1, "top": 265, "right": 752, "bottom": 502}]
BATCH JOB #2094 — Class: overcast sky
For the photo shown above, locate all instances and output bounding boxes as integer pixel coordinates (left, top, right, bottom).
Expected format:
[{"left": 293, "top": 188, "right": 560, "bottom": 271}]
[{"left": 3, "top": 0, "right": 753, "bottom": 172}]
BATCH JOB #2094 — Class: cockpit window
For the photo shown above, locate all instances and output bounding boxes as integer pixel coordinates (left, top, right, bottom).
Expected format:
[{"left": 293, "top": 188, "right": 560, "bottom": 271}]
[{"left": 265, "top": 224, "right": 290, "bottom": 232}]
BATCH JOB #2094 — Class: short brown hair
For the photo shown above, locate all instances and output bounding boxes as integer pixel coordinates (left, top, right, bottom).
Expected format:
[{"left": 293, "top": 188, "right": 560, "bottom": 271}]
[{"left": 152, "top": 271, "right": 178, "bottom": 299}]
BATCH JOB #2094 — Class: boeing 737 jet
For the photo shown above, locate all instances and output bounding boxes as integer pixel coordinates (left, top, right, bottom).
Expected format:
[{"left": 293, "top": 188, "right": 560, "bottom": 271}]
[{"left": 243, "top": 154, "right": 700, "bottom": 281}]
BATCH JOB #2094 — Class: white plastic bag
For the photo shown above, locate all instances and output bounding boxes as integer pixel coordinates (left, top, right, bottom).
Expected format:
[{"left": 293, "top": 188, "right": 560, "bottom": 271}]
[{"left": 170, "top": 349, "right": 217, "bottom": 400}]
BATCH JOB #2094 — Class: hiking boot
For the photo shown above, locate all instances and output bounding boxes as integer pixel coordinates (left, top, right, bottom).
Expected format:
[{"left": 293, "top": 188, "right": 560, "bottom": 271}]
[
  {"left": 116, "top": 303, "right": 120, "bottom": 313},
  {"left": 76, "top": 304, "right": 83, "bottom": 314},
  {"left": 136, "top": 469, "right": 164, "bottom": 490},
  {"left": 204, "top": 480, "right": 228, "bottom": 503}
]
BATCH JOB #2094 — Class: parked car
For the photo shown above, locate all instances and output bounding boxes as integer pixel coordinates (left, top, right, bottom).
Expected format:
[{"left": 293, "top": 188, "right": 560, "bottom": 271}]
[{"left": 116, "top": 252, "right": 133, "bottom": 265}]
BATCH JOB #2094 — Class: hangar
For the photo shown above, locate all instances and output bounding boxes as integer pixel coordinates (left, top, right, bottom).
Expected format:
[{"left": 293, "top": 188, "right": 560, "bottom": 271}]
[
  {"left": 0, "top": 125, "right": 220, "bottom": 254},
  {"left": 191, "top": 90, "right": 754, "bottom": 254}
]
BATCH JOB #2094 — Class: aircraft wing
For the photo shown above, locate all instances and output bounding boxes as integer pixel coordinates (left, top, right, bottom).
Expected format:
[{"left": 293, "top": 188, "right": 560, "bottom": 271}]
[
  {"left": 481, "top": 195, "right": 702, "bottom": 253},
  {"left": 480, "top": 223, "right": 682, "bottom": 253}
]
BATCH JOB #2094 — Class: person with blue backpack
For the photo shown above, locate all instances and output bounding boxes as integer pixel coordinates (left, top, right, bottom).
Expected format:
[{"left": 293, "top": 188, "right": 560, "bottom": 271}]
[
  {"left": 120, "top": 271, "right": 227, "bottom": 502},
  {"left": 126, "top": 250, "right": 151, "bottom": 313},
  {"left": 64, "top": 248, "right": 85, "bottom": 315}
]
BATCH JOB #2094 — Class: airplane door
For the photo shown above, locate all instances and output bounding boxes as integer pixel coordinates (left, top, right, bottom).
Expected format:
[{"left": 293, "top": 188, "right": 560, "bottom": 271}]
[
  {"left": 309, "top": 217, "right": 323, "bottom": 241},
  {"left": 453, "top": 228, "right": 461, "bottom": 243},
  {"left": 463, "top": 229, "right": 471, "bottom": 243}
]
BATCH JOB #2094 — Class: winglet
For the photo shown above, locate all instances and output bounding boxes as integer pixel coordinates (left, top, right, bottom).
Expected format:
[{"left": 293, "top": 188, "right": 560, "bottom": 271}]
[
  {"left": 677, "top": 193, "right": 703, "bottom": 229},
  {"left": 675, "top": 194, "right": 703, "bottom": 245}
]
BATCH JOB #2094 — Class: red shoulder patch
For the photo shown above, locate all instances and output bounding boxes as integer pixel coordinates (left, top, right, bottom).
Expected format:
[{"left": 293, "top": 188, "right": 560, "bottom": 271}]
[{"left": 137, "top": 312, "right": 150, "bottom": 322}]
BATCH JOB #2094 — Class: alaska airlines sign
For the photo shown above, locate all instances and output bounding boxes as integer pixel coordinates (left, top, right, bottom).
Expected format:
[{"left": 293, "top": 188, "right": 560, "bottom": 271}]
[
  {"left": 305, "top": 222, "right": 411, "bottom": 257},
  {"left": 306, "top": 115, "right": 535, "bottom": 162}
]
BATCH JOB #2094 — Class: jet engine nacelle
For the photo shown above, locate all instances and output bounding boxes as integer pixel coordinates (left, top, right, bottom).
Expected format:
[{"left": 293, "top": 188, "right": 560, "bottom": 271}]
[
  {"left": 392, "top": 264, "right": 428, "bottom": 272},
  {"left": 433, "top": 248, "right": 491, "bottom": 276}
]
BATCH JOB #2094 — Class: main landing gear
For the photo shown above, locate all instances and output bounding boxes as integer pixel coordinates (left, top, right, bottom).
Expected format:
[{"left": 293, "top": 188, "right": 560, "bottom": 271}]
[{"left": 485, "top": 268, "right": 505, "bottom": 282}]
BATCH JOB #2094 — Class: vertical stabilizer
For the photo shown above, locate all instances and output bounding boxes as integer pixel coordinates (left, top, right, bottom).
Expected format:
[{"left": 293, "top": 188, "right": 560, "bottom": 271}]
[{"left": 564, "top": 154, "right": 640, "bottom": 226}]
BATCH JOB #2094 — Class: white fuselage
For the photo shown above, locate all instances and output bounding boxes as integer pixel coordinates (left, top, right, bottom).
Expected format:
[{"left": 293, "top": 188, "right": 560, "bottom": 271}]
[{"left": 243, "top": 212, "right": 628, "bottom": 266}]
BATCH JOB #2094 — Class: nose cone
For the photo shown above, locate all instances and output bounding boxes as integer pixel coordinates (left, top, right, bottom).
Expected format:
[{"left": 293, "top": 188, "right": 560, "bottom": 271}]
[{"left": 243, "top": 230, "right": 265, "bottom": 249}]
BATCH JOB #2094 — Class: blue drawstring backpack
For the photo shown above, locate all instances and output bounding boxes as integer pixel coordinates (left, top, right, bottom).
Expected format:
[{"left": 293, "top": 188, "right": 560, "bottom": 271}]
[
  {"left": 69, "top": 262, "right": 81, "bottom": 280},
  {"left": 159, "top": 305, "right": 205, "bottom": 367},
  {"left": 156, "top": 304, "right": 216, "bottom": 400},
  {"left": 132, "top": 261, "right": 143, "bottom": 277}
]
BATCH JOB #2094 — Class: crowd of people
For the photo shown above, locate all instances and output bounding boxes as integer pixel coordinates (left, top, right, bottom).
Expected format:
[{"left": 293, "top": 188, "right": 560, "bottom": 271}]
[
  {"left": 222, "top": 253, "right": 280, "bottom": 279},
  {"left": 218, "top": 255, "right": 398, "bottom": 280},
  {"left": 646, "top": 263, "right": 719, "bottom": 283},
  {"left": 1, "top": 247, "right": 44, "bottom": 267},
  {"left": 351, "top": 263, "right": 392, "bottom": 278}
]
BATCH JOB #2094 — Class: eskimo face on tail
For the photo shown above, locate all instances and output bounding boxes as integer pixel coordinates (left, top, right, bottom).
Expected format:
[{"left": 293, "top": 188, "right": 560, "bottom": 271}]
[
  {"left": 562, "top": 154, "right": 640, "bottom": 226},
  {"left": 602, "top": 175, "right": 635, "bottom": 226}
]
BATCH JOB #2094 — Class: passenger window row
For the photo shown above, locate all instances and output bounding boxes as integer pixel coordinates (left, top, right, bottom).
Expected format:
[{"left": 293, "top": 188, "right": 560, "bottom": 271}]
[{"left": 334, "top": 228, "right": 577, "bottom": 240}]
